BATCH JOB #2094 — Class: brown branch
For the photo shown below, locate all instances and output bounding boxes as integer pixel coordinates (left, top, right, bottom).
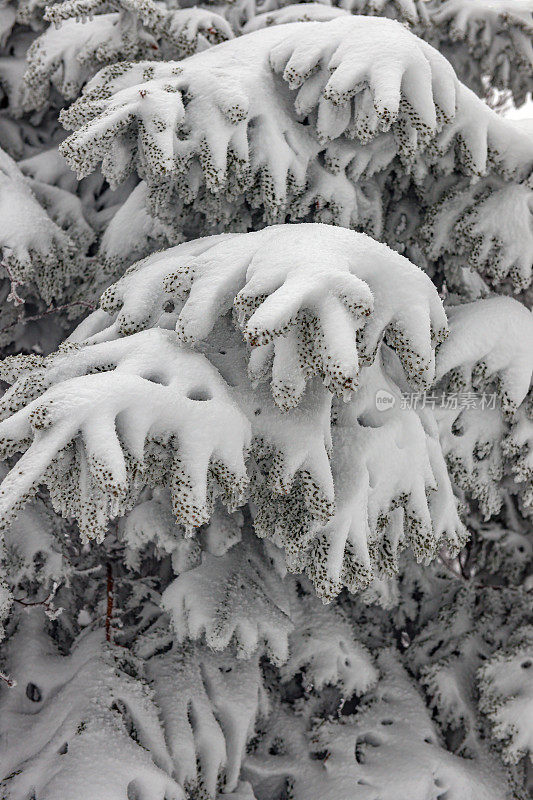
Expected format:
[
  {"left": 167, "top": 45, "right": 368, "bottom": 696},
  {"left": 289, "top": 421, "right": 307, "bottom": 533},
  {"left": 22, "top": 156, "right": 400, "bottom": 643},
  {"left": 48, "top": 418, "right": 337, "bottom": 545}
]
[
  {"left": 0, "top": 300, "right": 96, "bottom": 336},
  {"left": 105, "top": 562, "right": 114, "bottom": 643},
  {"left": 13, "top": 581, "right": 62, "bottom": 618}
]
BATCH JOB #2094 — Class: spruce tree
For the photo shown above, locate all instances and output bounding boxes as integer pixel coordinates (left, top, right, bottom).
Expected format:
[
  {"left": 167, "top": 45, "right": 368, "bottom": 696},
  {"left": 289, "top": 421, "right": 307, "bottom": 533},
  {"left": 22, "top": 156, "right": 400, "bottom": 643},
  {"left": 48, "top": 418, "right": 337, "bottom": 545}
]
[{"left": 0, "top": 0, "right": 532, "bottom": 798}]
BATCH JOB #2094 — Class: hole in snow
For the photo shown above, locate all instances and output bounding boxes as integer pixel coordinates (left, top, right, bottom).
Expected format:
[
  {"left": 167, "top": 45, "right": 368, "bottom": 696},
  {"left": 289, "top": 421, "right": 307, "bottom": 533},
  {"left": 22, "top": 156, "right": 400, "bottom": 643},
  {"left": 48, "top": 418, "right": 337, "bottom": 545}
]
[
  {"left": 340, "top": 695, "right": 361, "bottom": 715},
  {"left": 143, "top": 374, "right": 168, "bottom": 386},
  {"left": 127, "top": 781, "right": 141, "bottom": 800},
  {"left": 380, "top": 719, "right": 394, "bottom": 726},
  {"left": 33, "top": 550, "right": 46, "bottom": 572},
  {"left": 357, "top": 413, "right": 380, "bottom": 429},
  {"left": 355, "top": 733, "right": 381, "bottom": 763},
  {"left": 187, "top": 387, "right": 212, "bottom": 402},
  {"left": 268, "top": 737, "right": 285, "bottom": 756},
  {"left": 451, "top": 420, "right": 464, "bottom": 436},
  {"left": 26, "top": 683, "right": 42, "bottom": 703},
  {"left": 112, "top": 700, "right": 140, "bottom": 744},
  {"left": 310, "top": 750, "right": 328, "bottom": 761},
  {"left": 521, "top": 660, "right": 532, "bottom": 669},
  {"left": 162, "top": 300, "right": 175, "bottom": 313},
  {"left": 58, "top": 742, "right": 68, "bottom": 755}
]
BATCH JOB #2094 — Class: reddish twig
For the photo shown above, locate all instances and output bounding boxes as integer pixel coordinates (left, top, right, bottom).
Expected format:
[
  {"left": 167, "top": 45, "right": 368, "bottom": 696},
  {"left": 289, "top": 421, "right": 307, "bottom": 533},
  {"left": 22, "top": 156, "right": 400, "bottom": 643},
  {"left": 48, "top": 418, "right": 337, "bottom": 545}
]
[
  {"left": 105, "top": 562, "right": 114, "bottom": 643},
  {"left": 13, "top": 581, "right": 63, "bottom": 619}
]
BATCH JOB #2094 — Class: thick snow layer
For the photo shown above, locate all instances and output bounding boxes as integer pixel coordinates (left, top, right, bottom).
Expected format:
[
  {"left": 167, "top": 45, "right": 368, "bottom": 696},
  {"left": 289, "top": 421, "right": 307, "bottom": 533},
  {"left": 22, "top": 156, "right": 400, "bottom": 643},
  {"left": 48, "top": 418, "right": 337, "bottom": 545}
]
[
  {"left": 1, "top": 3, "right": 532, "bottom": 798},
  {"left": 246, "top": 649, "right": 511, "bottom": 799},
  {"left": 0, "top": 329, "right": 251, "bottom": 538},
  {"left": 76, "top": 224, "right": 448, "bottom": 405},
  {"left": 58, "top": 14, "right": 533, "bottom": 225},
  {"left": 0, "top": 613, "right": 184, "bottom": 800},
  {"left": 4, "top": 224, "right": 532, "bottom": 602},
  {"left": 144, "top": 638, "right": 268, "bottom": 795},
  {"left": 436, "top": 297, "right": 533, "bottom": 414},
  {"left": 0, "top": 147, "right": 93, "bottom": 304},
  {"left": 162, "top": 529, "right": 293, "bottom": 664},
  {"left": 479, "top": 626, "right": 533, "bottom": 764}
]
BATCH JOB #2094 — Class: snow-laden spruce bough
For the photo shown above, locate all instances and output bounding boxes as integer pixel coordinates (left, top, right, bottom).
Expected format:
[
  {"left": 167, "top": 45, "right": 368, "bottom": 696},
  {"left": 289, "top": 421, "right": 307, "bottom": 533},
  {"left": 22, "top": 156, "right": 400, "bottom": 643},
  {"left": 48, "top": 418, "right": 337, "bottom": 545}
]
[{"left": 0, "top": 0, "right": 532, "bottom": 797}]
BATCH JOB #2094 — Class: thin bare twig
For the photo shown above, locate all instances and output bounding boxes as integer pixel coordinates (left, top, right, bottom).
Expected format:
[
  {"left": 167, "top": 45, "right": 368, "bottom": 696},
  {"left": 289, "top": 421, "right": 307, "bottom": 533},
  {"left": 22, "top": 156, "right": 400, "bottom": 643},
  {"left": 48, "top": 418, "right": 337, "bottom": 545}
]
[
  {"left": 105, "top": 563, "right": 114, "bottom": 643},
  {"left": 13, "top": 581, "right": 63, "bottom": 619},
  {"left": 0, "top": 299, "right": 97, "bottom": 337},
  {"left": 0, "top": 300, "right": 96, "bottom": 336},
  {"left": 72, "top": 564, "right": 104, "bottom": 576},
  {"left": 438, "top": 550, "right": 466, "bottom": 581},
  {"left": 2, "top": 260, "right": 25, "bottom": 306},
  {"left": 0, "top": 671, "right": 16, "bottom": 688}
]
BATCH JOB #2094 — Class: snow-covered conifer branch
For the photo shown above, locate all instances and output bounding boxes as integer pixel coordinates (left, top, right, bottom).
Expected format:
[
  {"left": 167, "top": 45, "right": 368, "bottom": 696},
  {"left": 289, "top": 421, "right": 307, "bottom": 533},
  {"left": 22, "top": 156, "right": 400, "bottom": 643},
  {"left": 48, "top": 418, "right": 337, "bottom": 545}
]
[
  {"left": 0, "top": 329, "right": 251, "bottom": 538},
  {"left": 435, "top": 298, "right": 533, "bottom": 518},
  {"left": 0, "top": 148, "right": 93, "bottom": 307},
  {"left": 52, "top": 15, "right": 533, "bottom": 284},
  {"left": 0, "top": 612, "right": 184, "bottom": 800},
  {"left": 58, "top": 14, "right": 532, "bottom": 197},
  {"left": 138, "top": 627, "right": 269, "bottom": 796},
  {"left": 0, "top": 0, "right": 532, "bottom": 795},
  {"left": 478, "top": 625, "right": 533, "bottom": 765},
  {"left": 246, "top": 649, "right": 513, "bottom": 799},
  {"left": 23, "top": 0, "right": 233, "bottom": 111},
  {"left": 162, "top": 528, "right": 293, "bottom": 664},
  {"left": 78, "top": 225, "right": 448, "bottom": 404},
  {"left": 427, "top": 0, "right": 533, "bottom": 105}
]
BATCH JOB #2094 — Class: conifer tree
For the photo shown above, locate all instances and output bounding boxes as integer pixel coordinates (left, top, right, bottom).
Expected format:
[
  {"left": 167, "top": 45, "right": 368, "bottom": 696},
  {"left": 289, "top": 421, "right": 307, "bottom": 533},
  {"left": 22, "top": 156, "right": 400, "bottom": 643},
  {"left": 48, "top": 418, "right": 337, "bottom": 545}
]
[{"left": 0, "top": 0, "right": 532, "bottom": 798}]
